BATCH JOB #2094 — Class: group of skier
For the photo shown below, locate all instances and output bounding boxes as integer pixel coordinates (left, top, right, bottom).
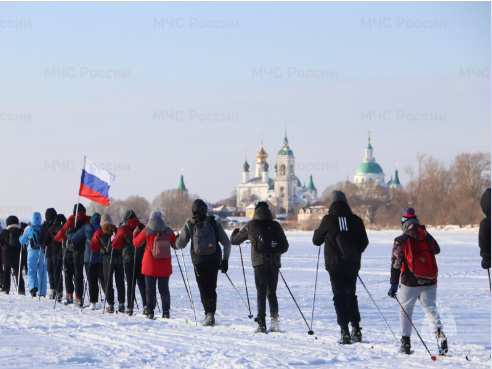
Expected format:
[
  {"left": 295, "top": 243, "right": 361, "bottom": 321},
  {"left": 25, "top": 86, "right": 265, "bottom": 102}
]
[{"left": 0, "top": 188, "right": 489, "bottom": 357}]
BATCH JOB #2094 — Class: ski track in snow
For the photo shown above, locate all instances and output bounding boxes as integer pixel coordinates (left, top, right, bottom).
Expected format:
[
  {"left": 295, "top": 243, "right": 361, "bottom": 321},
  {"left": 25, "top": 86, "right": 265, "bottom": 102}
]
[{"left": 0, "top": 230, "right": 489, "bottom": 368}]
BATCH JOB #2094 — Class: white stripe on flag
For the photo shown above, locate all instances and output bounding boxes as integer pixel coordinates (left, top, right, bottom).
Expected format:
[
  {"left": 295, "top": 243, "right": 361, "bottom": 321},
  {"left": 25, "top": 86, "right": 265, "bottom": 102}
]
[{"left": 84, "top": 158, "right": 116, "bottom": 185}]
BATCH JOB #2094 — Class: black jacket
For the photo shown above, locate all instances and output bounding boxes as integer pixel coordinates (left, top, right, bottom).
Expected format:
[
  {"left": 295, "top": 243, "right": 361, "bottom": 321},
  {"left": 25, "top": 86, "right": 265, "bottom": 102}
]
[
  {"left": 230, "top": 206, "right": 289, "bottom": 268},
  {"left": 312, "top": 201, "right": 369, "bottom": 276},
  {"left": 0, "top": 225, "right": 22, "bottom": 268},
  {"left": 44, "top": 214, "right": 66, "bottom": 257},
  {"left": 479, "top": 188, "right": 491, "bottom": 269}
]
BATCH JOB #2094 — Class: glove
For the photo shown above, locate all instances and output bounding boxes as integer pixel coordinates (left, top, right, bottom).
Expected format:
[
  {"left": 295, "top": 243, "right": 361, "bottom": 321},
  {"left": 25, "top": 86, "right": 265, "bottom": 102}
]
[
  {"left": 231, "top": 228, "right": 240, "bottom": 237},
  {"left": 482, "top": 258, "right": 491, "bottom": 270},
  {"left": 388, "top": 284, "right": 398, "bottom": 298},
  {"left": 220, "top": 259, "right": 229, "bottom": 274},
  {"left": 65, "top": 228, "right": 73, "bottom": 238},
  {"left": 175, "top": 232, "right": 180, "bottom": 241}
]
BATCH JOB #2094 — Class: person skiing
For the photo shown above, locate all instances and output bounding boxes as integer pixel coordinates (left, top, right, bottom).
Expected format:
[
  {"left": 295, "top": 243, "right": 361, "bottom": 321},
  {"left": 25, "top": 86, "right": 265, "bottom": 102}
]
[
  {"left": 19, "top": 212, "right": 47, "bottom": 297},
  {"left": 68, "top": 212, "right": 102, "bottom": 309},
  {"left": 176, "top": 199, "right": 231, "bottom": 326},
  {"left": 479, "top": 188, "right": 490, "bottom": 271},
  {"left": 0, "top": 215, "right": 25, "bottom": 295},
  {"left": 55, "top": 204, "right": 91, "bottom": 306},
  {"left": 44, "top": 214, "right": 66, "bottom": 301},
  {"left": 112, "top": 210, "right": 146, "bottom": 314},
  {"left": 388, "top": 207, "right": 448, "bottom": 355},
  {"left": 312, "top": 190, "right": 369, "bottom": 344},
  {"left": 133, "top": 210, "right": 176, "bottom": 319},
  {"left": 90, "top": 213, "right": 123, "bottom": 313},
  {"left": 41, "top": 208, "right": 57, "bottom": 299},
  {"left": 230, "top": 201, "right": 289, "bottom": 333}
]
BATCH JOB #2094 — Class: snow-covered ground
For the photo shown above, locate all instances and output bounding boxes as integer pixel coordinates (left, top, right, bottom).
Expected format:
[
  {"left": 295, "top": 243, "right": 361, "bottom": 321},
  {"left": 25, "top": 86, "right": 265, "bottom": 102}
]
[{"left": 0, "top": 230, "right": 489, "bottom": 368}]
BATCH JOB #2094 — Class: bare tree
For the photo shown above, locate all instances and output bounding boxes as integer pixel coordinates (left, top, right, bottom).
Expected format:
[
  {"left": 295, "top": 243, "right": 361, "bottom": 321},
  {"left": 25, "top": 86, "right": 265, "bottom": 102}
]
[{"left": 151, "top": 189, "right": 199, "bottom": 230}]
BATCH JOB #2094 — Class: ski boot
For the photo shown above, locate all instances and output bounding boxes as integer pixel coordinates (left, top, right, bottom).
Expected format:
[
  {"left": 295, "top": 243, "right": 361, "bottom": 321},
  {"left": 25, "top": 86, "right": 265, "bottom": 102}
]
[
  {"left": 351, "top": 326, "right": 362, "bottom": 343},
  {"left": 106, "top": 304, "right": 115, "bottom": 313},
  {"left": 270, "top": 316, "right": 280, "bottom": 332},
  {"left": 66, "top": 294, "right": 74, "bottom": 305},
  {"left": 30, "top": 287, "right": 38, "bottom": 298},
  {"left": 143, "top": 305, "right": 149, "bottom": 316},
  {"left": 436, "top": 329, "right": 448, "bottom": 356},
  {"left": 146, "top": 311, "right": 155, "bottom": 320},
  {"left": 202, "top": 312, "right": 215, "bottom": 327},
  {"left": 399, "top": 336, "right": 411, "bottom": 354},
  {"left": 118, "top": 303, "right": 125, "bottom": 313},
  {"left": 48, "top": 289, "right": 56, "bottom": 300},
  {"left": 75, "top": 297, "right": 84, "bottom": 308},
  {"left": 339, "top": 329, "right": 352, "bottom": 344},
  {"left": 255, "top": 318, "right": 267, "bottom": 333},
  {"left": 162, "top": 311, "right": 170, "bottom": 319},
  {"left": 127, "top": 308, "right": 133, "bottom": 316},
  {"left": 89, "top": 302, "right": 97, "bottom": 310}
]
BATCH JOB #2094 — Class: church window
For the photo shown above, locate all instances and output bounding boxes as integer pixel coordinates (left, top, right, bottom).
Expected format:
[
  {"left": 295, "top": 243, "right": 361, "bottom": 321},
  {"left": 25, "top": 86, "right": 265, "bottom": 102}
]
[{"left": 280, "top": 164, "right": 286, "bottom": 175}]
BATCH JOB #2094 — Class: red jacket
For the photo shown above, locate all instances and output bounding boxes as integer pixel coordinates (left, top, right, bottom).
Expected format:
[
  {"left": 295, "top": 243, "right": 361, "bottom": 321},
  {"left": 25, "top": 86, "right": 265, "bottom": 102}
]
[
  {"left": 112, "top": 217, "right": 140, "bottom": 250},
  {"left": 90, "top": 228, "right": 105, "bottom": 252},
  {"left": 54, "top": 212, "right": 90, "bottom": 243},
  {"left": 133, "top": 228, "right": 176, "bottom": 277}
]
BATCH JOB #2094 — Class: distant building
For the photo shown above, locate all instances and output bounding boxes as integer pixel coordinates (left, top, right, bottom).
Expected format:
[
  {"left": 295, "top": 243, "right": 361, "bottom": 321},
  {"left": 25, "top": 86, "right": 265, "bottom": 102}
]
[
  {"left": 236, "top": 133, "right": 318, "bottom": 214},
  {"left": 297, "top": 205, "right": 328, "bottom": 227}
]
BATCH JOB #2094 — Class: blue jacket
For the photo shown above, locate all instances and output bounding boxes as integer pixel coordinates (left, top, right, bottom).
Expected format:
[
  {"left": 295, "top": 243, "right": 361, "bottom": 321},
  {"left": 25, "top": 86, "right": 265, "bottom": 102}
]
[
  {"left": 20, "top": 212, "right": 45, "bottom": 252},
  {"left": 69, "top": 215, "right": 101, "bottom": 263}
]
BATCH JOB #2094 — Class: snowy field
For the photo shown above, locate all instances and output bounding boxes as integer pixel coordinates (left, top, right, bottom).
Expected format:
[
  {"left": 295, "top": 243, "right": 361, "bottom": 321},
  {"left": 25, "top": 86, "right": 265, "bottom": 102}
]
[{"left": 0, "top": 229, "right": 490, "bottom": 368}]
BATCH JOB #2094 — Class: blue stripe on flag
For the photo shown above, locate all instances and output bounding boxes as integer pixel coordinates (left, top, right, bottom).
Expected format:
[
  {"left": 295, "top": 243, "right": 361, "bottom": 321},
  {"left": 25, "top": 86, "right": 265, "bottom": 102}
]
[{"left": 80, "top": 169, "right": 110, "bottom": 197}]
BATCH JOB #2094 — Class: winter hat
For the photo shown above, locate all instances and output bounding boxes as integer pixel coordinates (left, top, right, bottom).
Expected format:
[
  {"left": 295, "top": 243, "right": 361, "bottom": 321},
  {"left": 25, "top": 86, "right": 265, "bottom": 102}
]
[
  {"left": 146, "top": 210, "right": 167, "bottom": 234},
  {"left": 6, "top": 215, "right": 19, "bottom": 227},
  {"left": 480, "top": 188, "right": 491, "bottom": 217},
  {"left": 124, "top": 210, "right": 137, "bottom": 222},
  {"left": 73, "top": 203, "right": 86, "bottom": 216},
  {"left": 192, "top": 199, "right": 208, "bottom": 216},
  {"left": 45, "top": 208, "right": 57, "bottom": 223},
  {"left": 255, "top": 201, "right": 269, "bottom": 210},
  {"left": 91, "top": 212, "right": 101, "bottom": 223},
  {"left": 100, "top": 213, "right": 113, "bottom": 227},
  {"left": 331, "top": 190, "right": 347, "bottom": 204},
  {"left": 401, "top": 208, "right": 419, "bottom": 232}
]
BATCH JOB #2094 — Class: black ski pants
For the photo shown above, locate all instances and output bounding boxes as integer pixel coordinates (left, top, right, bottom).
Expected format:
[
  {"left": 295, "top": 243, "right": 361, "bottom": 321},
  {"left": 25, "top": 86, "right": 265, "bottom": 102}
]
[
  {"left": 88, "top": 262, "right": 105, "bottom": 303},
  {"left": 50, "top": 252, "right": 63, "bottom": 295},
  {"left": 64, "top": 252, "right": 75, "bottom": 296},
  {"left": 124, "top": 260, "right": 146, "bottom": 309},
  {"left": 73, "top": 252, "right": 85, "bottom": 299},
  {"left": 103, "top": 252, "right": 125, "bottom": 305},
  {"left": 329, "top": 272, "right": 361, "bottom": 331},
  {"left": 194, "top": 261, "right": 219, "bottom": 314},
  {"left": 254, "top": 263, "right": 280, "bottom": 323},
  {"left": 3, "top": 255, "right": 25, "bottom": 295},
  {"left": 145, "top": 275, "right": 170, "bottom": 314}
]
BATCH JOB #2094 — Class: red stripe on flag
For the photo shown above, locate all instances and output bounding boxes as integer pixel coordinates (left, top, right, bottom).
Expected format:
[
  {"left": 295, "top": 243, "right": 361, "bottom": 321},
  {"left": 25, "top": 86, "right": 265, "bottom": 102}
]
[{"left": 79, "top": 183, "right": 110, "bottom": 206}]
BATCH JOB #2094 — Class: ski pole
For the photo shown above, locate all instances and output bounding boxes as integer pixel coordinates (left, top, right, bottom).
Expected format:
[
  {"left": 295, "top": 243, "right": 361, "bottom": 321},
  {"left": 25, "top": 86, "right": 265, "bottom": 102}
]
[
  {"left": 488, "top": 269, "right": 490, "bottom": 295},
  {"left": 308, "top": 246, "right": 322, "bottom": 335},
  {"left": 395, "top": 296, "right": 437, "bottom": 361},
  {"left": 238, "top": 244, "right": 253, "bottom": 319},
  {"left": 279, "top": 270, "right": 311, "bottom": 332},
  {"left": 174, "top": 249, "right": 195, "bottom": 321},
  {"left": 129, "top": 246, "right": 137, "bottom": 315},
  {"left": 103, "top": 247, "right": 114, "bottom": 314},
  {"left": 17, "top": 245, "right": 24, "bottom": 295},
  {"left": 224, "top": 272, "right": 251, "bottom": 317},
  {"left": 38, "top": 246, "right": 48, "bottom": 300},
  {"left": 54, "top": 242, "right": 68, "bottom": 308},
  {"left": 180, "top": 249, "right": 197, "bottom": 326},
  {"left": 358, "top": 275, "right": 399, "bottom": 344}
]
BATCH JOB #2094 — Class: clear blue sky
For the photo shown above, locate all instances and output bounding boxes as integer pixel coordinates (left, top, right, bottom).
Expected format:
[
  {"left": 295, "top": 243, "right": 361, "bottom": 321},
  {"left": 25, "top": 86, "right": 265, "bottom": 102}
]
[{"left": 0, "top": 1, "right": 490, "bottom": 220}]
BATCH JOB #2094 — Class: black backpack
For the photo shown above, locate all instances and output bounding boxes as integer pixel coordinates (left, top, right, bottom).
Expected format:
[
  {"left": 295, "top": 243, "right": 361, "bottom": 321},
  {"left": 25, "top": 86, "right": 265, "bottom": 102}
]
[
  {"left": 253, "top": 222, "right": 284, "bottom": 253},
  {"left": 8, "top": 228, "right": 21, "bottom": 248},
  {"left": 29, "top": 228, "right": 42, "bottom": 250},
  {"left": 334, "top": 216, "right": 359, "bottom": 263},
  {"left": 188, "top": 217, "right": 218, "bottom": 255}
]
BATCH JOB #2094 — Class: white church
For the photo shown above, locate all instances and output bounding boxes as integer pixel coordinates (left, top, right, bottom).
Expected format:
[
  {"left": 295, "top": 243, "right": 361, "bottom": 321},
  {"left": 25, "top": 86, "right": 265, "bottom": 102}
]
[{"left": 236, "top": 134, "right": 318, "bottom": 214}]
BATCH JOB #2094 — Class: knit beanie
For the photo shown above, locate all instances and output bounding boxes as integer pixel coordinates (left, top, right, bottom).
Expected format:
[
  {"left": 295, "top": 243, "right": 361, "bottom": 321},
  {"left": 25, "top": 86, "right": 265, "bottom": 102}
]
[
  {"left": 331, "top": 190, "right": 347, "bottom": 204},
  {"left": 100, "top": 213, "right": 113, "bottom": 227}
]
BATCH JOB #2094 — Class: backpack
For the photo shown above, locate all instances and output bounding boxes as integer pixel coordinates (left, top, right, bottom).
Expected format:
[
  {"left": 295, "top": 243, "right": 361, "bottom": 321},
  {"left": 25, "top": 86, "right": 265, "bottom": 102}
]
[
  {"left": 334, "top": 217, "right": 359, "bottom": 263},
  {"left": 188, "top": 218, "right": 217, "bottom": 255},
  {"left": 399, "top": 235, "right": 438, "bottom": 280},
  {"left": 147, "top": 232, "right": 172, "bottom": 259},
  {"left": 8, "top": 228, "right": 21, "bottom": 248},
  {"left": 29, "top": 228, "right": 42, "bottom": 250},
  {"left": 253, "top": 222, "right": 282, "bottom": 253}
]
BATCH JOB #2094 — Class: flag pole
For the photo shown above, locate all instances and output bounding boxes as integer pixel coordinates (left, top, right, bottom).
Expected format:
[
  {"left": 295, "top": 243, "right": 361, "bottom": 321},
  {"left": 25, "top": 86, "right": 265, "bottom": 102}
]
[{"left": 73, "top": 156, "right": 86, "bottom": 229}]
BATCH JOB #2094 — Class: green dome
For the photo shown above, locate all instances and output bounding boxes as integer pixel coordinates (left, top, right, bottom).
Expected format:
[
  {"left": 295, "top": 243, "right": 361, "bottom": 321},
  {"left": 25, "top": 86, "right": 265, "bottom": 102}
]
[
  {"left": 355, "top": 162, "right": 384, "bottom": 175},
  {"left": 278, "top": 148, "right": 294, "bottom": 155}
]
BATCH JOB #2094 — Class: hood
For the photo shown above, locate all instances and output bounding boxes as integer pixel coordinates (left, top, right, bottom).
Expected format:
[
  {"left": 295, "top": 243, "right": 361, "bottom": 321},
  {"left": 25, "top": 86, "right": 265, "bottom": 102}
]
[
  {"left": 45, "top": 208, "right": 57, "bottom": 223},
  {"left": 101, "top": 213, "right": 112, "bottom": 227},
  {"left": 31, "top": 212, "right": 42, "bottom": 227},
  {"left": 73, "top": 203, "right": 86, "bottom": 216},
  {"left": 146, "top": 211, "right": 168, "bottom": 234},
  {"left": 7, "top": 224, "right": 21, "bottom": 230},
  {"left": 192, "top": 199, "right": 208, "bottom": 221},
  {"left": 252, "top": 205, "right": 273, "bottom": 221},
  {"left": 481, "top": 188, "right": 490, "bottom": 217},
  {"left": 124, "top": 210, "right": 137, "bottom": 222},
  {"left": 6, "top": 215, "right": 19, "bottom": 227},
  {"left": 404, "top": 223, "right": 426, "bottom": 241},
  {"left": 91, "top": 213, "right": 101, "bottom": 226},
  {"left": 328, "top": 201, "right": 352, "bottom": 217}
]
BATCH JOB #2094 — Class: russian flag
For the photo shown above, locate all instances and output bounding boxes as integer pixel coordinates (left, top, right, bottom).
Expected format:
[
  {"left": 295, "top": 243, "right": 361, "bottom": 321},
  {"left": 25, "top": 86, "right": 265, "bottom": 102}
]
[{"left": 78, "top": 157, "right": 116, "bottom": 206}]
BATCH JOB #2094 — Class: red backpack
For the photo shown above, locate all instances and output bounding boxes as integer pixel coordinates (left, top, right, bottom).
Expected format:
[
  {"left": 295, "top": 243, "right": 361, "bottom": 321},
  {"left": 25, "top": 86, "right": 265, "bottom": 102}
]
[
  {"left": 147, "top": 232, "right": 172, "bottom": 259},
  {"left": 399, "top": 235, "right": 438, "bottom": 280}
]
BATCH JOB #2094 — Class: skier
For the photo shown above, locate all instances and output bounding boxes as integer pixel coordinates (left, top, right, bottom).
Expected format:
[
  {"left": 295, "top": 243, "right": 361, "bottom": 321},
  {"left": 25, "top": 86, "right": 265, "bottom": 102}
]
[
  {"left": 133, "top": 211, "right": 176, "bottom": 319},
  {"left": 230, "top": 201, "right": 289, "bottom": 333},
  {"left": 90, "top": 214, "right": 123, "bottom": 313},
  {"left": 55, "top": 204, "right": 91, "bottom": 305},
  {"left": 68, "top": 213, "right": 101, "bottom": 308},
  {"left": 176, "top": 199, "right": 231, "bottom": 326},
  {"left": 0, "top": 215, "right": 25, "bottom": 295},
  {"left": 19, "top": 212, "right": 47, "bottom": 297},
  {"left": 112, "top": 210, "right": 146, "bottom": 314},
  {"left": 44, "top": 214, "right": 66, "bottom": 301},
  {"left": 312, "top": 190, "right": 369, "bottom": 344},
  {"left": 479, "top": 188, "right": 490, "bottom": 270},
  {"left": 388, "top": 207, "right": 448, "bottom": 355},
  {"left": 41, "top": 208, "right": 57, "bottom": 298}
]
